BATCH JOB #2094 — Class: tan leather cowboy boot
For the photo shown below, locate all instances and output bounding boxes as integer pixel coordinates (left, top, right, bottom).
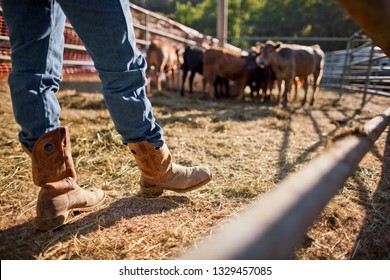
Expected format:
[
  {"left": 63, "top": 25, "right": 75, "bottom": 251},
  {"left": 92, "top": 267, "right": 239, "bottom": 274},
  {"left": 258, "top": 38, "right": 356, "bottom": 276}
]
[
  {"left": 128, "top": 141, "right": 212, "bottom": 196},
  {"left": 23, "top": 127, "right": 105, "bottom": 231}
]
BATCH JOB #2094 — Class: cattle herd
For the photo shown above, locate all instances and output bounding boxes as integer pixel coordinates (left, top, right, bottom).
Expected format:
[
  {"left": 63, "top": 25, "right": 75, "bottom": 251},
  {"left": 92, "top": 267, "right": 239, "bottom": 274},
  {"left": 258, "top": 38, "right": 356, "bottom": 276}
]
[{"left": 145, "top": 39, "right": 325, "bottom": 107}]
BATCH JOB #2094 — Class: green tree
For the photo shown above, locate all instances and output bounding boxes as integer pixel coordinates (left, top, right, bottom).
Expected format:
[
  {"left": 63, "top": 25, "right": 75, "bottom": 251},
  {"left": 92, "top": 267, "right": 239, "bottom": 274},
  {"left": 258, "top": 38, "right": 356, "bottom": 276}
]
[
  {"left": 141, "top": 0, "right": 359, "bottom": 50},
  {"left": 227, "top": 0, "right": 267, "bottom": 48},
  {"left": 175, "top": 0, "right": 218, "bottom": 37}
]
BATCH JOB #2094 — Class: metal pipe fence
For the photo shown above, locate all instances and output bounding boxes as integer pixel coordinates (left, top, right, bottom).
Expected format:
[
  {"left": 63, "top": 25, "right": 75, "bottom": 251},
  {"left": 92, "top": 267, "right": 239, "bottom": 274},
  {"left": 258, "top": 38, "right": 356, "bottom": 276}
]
[
  {"left": 182, "top": 107, "right": 390, "bottom": 259},
  {"left": 1, "top": 4, "right": 389, "bottom": 104},
  {"left": 322, "top": 31, "right": 390, "bottom": 104}
]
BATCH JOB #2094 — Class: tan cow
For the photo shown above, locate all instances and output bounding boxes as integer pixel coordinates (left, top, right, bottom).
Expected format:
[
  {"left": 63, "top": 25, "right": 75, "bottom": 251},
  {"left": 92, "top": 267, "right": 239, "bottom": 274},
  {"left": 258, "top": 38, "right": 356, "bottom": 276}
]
[
  {"left": 202, "top": 47, "right": 260, "bottom": 100},
  {"left": 258, "top": 41, "right": 324, "bottom": 106},
  {"left": 146, "top": 40, "right": 180, "bottom": 93}
]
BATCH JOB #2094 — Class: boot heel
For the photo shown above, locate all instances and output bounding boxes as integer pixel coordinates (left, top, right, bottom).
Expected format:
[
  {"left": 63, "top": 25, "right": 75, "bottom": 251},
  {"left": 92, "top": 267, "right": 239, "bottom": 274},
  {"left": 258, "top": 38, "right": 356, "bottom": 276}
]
[
  {"left": 35, "top": 212, "right": 68, "bottom": 231},
  {"left": 138, "top": 185, "right": 164, "bottom": 196}
]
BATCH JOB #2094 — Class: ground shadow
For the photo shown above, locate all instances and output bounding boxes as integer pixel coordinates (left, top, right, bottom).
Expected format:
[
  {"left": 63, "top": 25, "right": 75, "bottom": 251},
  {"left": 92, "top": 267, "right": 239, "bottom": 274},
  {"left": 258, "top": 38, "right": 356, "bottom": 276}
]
[
  {"left": 0, "top": 194, "right": 189, "bottom": 259},
  {"left": 350, "top": 127, "right": 390, "bottom": 259},
  {"left": 276, "top": 105, "right": 362, "bottom": 181}
]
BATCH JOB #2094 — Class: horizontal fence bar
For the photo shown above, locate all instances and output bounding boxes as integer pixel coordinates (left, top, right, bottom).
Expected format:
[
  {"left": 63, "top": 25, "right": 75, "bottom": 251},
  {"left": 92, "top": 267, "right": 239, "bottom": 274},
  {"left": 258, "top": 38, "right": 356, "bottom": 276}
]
[
  {"left": 130, "top": 3, "right": 203, "bottom": 40},
  {"left": 64, "top": 43, "right": 86, "bottom": 51},
  {"left": 222, "top": 36, "right": 351, "bottom": 42},
  {"left": 342, "top": 76, "right": 390, "bottom": 81},
  {"left": 63, "top": 60, "right": 94, "bottom": 66},
  {"left": 342, "top": 85, "right": 390, "bottom": 97},
  {"left": 182, "top": 108, "right": 390, "bottom": 260},
  {"left": 0, "top": 55, "right": 10, "bottom": 61},
  {"left": 132, "top": 22, "right": 197, "bottom": 46}
]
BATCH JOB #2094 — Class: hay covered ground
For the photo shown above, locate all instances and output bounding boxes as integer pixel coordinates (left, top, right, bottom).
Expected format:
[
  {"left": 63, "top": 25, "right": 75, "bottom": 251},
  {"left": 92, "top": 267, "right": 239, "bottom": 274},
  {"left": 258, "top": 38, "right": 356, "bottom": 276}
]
[{"left": 0, "top": 75, "right": 389, "bottom": 260}]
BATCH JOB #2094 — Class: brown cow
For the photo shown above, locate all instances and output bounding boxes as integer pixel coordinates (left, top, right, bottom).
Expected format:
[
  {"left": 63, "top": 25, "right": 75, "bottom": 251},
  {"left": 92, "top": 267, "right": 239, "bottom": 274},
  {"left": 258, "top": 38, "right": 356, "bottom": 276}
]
[
  {"left": 258, "top": 41, "right": 324, "bottom": 106},
  {"left": 336, "top": 0, "right": 390, "bottom": 57},
  {"left": 146, "top": 40, "right": 180, "bottom": 93},
  {"left": 202, "top": 47, "right": 261, "bottom": 100}
]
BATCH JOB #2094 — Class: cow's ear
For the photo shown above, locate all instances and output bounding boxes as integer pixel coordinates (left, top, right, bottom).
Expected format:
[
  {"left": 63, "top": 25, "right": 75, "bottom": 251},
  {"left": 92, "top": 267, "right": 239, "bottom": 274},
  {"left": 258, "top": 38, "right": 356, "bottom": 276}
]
[{"left": 275, "top": 44, "right": 281, "bottom": 49}]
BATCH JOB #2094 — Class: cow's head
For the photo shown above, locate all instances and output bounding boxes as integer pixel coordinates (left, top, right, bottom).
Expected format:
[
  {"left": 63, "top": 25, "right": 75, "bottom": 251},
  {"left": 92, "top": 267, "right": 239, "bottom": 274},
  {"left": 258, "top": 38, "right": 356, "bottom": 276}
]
[
  {"left": 242, "top": 50, "right": 262, "bottom": 70},
  {"left": 257, "top": 41, "right": 281, "bottom": 67}
]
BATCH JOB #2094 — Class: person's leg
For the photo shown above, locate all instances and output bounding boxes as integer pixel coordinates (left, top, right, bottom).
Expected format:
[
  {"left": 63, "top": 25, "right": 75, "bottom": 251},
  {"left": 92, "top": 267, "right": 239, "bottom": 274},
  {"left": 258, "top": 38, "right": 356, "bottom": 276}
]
[
  {"left": 2, "top": 0, "right": 65, "bottom": 151},
  {"left": 57, "top": 0, "right": 164, "bottom": 147},
  {"left": 57, "top": 0, "right": 212, "bottom": 195},
  {"left": 2, "top": 0, "right": 105, "bottom": 231}
]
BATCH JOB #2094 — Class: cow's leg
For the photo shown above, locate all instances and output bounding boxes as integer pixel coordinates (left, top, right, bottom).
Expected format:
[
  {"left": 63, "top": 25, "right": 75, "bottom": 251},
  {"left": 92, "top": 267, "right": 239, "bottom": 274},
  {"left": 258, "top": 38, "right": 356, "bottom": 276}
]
[
  {"left": 267, "top": 79, "right": 274, "bottom": 102},
  {"left": 301, "top": 76, "right": 309, "bottom": 106},
  {"left": 282, "top": 78, "right": 293, "bottom": 107},
  {"left": 203, "top": 74, "right": 217, "bottom": 100},
  {"left": 202, "top": 76, "right": 207, "bottom": 98},
  {"left": 146, "top": 75, "right": 152, "bottom": 94},
  {"left": 156, "top": 73, "right": 162, "bottom": 92},
  {"left": 276, "top": 79, "right": 283, "bottom": 104},
  {"left": 168, "top": 69, "right": 176, "bottom": 91},
  {"left": 166, "top": 70, "right": 172, "bottom": 91},
  {"left": 292, "top": 77, "right": 298, "bottom": 101},
  {"left": 210, "top": 77, "right": 217, "bottom": 100},
  {"left": 214, "top": 77, "right": 221, "bottom": 99},
  {"left": 171, "top": 69, "right": 177, "bottom": 92},
  {"left": 261, "top": 81, "right": 267, "bottom": 103},
  {"left": 224, "top": 78, "right": 230, "bottom": 98},
  {"left": 181, "top": 69, "right": 188, "bottom": 96},
  {"left": 254, "top": 82, "right": 261, "bottom": 100},
  {"left": 248, "top": 78, "right": 257, "bottom": 99},
  {"left": 310, "top": 73, "right": 321, "bottom": 106},
  {"left": 237, "top": 79, "right": 247, "bottom": 100},
  {"left": 189, "top": 71, "right": 196, "bottom": 95},
  {"left": 158, "top": 63, "right": 166, "bottom": 92}
]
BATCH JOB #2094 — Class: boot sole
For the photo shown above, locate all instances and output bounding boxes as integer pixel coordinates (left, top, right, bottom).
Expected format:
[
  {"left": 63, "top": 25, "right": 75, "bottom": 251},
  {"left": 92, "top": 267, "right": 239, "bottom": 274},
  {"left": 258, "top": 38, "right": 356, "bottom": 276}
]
[{"left": 139, "top": 176, "right": 212, "bottom": 196}]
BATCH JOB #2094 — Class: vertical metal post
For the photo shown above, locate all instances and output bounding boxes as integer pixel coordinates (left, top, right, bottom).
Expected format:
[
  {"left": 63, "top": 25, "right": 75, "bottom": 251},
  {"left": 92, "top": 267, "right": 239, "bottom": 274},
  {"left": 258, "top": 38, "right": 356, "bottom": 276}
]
[
  {"left": 341, "top": 36, "right": 352, "bottom": 92},
  {"left": 217, "top": 0, "right": 228, "bottom": 48},
  {"left": 362, "top": 41, "right": 375, "bottom": 107},
  {"left": 145, "top": 12, "right": 150, "bottom": 45}
]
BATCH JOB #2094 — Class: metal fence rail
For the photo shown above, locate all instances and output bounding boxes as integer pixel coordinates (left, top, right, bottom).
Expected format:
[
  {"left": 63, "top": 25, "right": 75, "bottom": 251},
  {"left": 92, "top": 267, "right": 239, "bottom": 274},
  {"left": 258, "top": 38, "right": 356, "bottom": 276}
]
[{"left": 182, "top": 107, "right": 390, "bottom": 259}]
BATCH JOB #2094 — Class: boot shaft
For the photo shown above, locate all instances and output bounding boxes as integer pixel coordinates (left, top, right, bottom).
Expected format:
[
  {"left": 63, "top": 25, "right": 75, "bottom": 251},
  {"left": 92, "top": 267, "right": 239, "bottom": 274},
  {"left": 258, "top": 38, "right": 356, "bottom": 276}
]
[
  {"left": 128, "top": 141, "right": 172, "bottom": 181},
  {"left": 30, "top": 127, "right": 76, "bottom": 187},
  {"left": 21, "top": 126, "right": 105, "bottom": 230}
]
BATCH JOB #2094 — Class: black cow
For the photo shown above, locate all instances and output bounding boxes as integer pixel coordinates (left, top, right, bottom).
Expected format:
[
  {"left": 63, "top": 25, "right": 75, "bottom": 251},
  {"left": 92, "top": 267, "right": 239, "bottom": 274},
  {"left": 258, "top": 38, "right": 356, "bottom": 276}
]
[
  {"left": 240, "top": 50, "right": 275, "bottom": 102},
  {"left": 181, "top": 46, "right": 203, "bottom": 96},
  {"left": 247, "top": 64, "right": 276, "bottom": 103}
]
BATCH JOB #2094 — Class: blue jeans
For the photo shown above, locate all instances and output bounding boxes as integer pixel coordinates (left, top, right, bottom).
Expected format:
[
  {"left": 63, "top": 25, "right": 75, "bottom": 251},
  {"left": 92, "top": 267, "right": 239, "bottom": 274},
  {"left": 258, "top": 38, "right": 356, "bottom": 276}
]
[{"left": 2, "top": 0, "right": 164, "bottom": 151}]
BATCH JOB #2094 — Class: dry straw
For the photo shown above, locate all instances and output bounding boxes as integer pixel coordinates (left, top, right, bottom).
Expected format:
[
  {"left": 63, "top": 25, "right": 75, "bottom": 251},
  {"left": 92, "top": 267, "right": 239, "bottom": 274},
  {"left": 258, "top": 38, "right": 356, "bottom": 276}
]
[{"left": 0, "top": 78, "right": 389, "bottom": 260}]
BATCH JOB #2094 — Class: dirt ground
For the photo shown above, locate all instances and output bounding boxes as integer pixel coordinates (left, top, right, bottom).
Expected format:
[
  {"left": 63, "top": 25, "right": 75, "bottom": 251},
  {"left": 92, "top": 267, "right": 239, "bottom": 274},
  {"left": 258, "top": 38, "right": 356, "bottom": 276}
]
[{"left": 0, "top": 74, "right": 389, "bottom": 260}]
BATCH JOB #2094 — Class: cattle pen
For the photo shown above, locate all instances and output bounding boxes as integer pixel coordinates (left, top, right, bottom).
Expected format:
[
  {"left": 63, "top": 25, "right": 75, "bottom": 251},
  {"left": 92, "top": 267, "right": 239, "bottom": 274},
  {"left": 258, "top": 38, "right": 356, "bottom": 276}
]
[
  {"left": 1, "top": 2, "right": 390, "bottom": 261},
  {"left": 182, "top": 107, "right": 390, "bottom": 259}
]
